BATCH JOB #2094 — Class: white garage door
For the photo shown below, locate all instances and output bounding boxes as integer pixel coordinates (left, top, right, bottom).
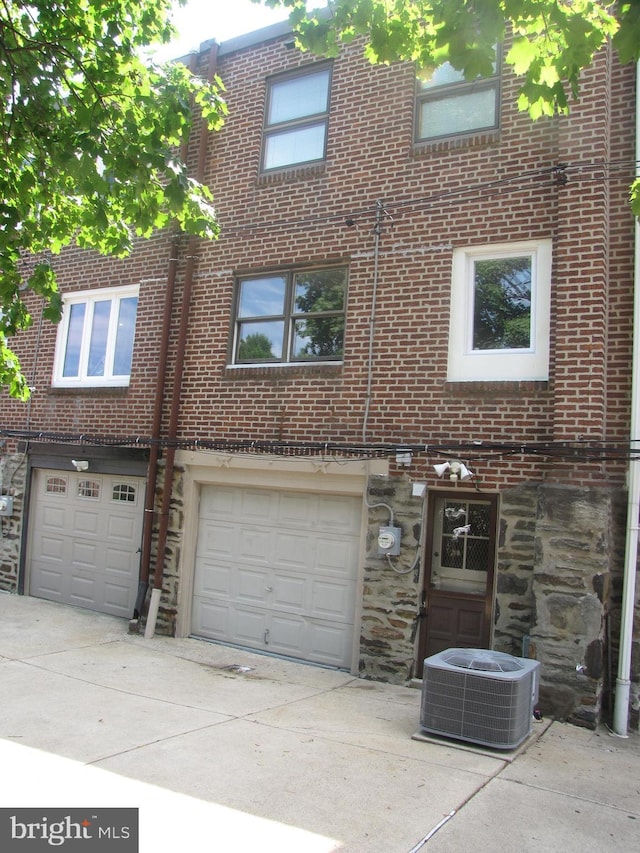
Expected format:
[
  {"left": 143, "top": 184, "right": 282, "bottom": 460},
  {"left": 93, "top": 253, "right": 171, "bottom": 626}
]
[
  {"left": 192, "top": 485, "right": 362, "bottom": 668},
  {"left": 28, "top": 469, "right": 145, "bottom": 618}
]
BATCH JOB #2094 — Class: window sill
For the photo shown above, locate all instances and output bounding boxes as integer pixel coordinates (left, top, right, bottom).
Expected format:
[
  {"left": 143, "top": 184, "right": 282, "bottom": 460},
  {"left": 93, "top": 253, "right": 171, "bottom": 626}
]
[
  {"left": 445, "top": 380, "right": 550, "bottom": 395},
  {"left": 48, "top": 386, "right": 130, "bottom": 396},
  {"left": 224, "top": 362, "right": 343, "bottom": 380},
  {"left": 412, "top": 129, "right": 501, "bottom": 158},
  {"left": 256, "top": 162, "right": 326, "bottom": 185}
]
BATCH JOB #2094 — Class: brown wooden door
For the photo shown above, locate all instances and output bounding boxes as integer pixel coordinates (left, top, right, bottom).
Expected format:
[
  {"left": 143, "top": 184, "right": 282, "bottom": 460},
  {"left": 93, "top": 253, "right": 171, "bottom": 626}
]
[{"left": 416, "top": 490, "right": 498, "bottom": 678}]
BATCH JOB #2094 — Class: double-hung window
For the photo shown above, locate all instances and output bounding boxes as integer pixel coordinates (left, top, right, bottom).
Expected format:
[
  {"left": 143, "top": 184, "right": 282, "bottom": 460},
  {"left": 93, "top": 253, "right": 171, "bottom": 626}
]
[
  {"left": 232, "top": 267, "right": 347, "bottom": 365},
  {"left": 416, "top": 54, "right": 500, "bottom": 142},
  {"left": 53, "top": 285, "right": 138, "bottom": 387},
  {"left": 262, "top": 64, "right": 332, "bottom": 171},
  {"left": 447, "top": 240, "right": 552, "bottom": 382}
]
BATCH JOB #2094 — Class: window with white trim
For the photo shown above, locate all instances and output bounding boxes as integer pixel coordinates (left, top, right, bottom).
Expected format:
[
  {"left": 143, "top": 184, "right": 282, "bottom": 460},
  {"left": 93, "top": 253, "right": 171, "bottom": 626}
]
[
  {"left": 447, "top": 240, "right": 552, "bottom": 382},
  {"left": 416, "top": 54, "right": 500, "bottom": 142},
  {"left": 53, "top": 285, "right": 138, "bottom": 387},
  {"left": 262, "top": 64, "right": 331, "bottom": 171},
  {"left": 231, "top": 267, "right": 347, "bottom": 365}
]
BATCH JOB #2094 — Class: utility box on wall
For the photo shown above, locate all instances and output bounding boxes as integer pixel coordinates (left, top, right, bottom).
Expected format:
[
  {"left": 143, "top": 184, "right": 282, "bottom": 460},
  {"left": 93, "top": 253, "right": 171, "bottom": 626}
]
[{"left": 0, "top": 496, "right": 14, "bottom": 516}]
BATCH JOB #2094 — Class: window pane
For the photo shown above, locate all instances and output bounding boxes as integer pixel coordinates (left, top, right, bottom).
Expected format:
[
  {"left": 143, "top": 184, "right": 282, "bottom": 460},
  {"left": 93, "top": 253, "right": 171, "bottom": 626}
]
[
  {"left": 62, "top": 302, "right": 86, "bottom": 377},
  {"left": 473, "top": 256, "right": 532, "bottom": 350},
  {"left": 419, "top": 59, "right": 497, "bottom": 90},
  {"left": 237, "top": 321, "right": 284, "bottom": 360},
  {"left": 113, "top": 296, "right": 138, "bottom": 376},
  {"left": 264, "top": 123, "right": 326, "bottom": 170},
  {"left": 419, "top": 87, "right": 497, "bottom": 139},
  {"left": 294, "top": 269, "right": 345, "bottom": 314},
  {"left": 239, "top": 277, "right": 286, "bottom": 318},
  {"left": 87, "top": 300, "right": 111, "bottom": 377},
  {"left": 268, "top": 70, "right": 330, "bottom": 124},
  {"left": 419, "top": 62, "right": 467, "bottom": 89},
  {"left": 292, "top": 317, "right": 344, "bottom": 359}
]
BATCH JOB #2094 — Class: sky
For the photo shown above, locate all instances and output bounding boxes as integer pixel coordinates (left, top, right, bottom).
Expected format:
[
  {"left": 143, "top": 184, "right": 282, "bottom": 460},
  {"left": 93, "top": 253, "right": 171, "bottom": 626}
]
[{"left": 153, "top": 0, "right": 293, "bottom": 61}]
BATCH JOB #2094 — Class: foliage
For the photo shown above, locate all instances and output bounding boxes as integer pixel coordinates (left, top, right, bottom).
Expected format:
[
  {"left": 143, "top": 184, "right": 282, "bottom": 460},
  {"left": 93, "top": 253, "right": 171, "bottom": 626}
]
[
  {"left": 238, "top": 332, "right": 275, "bottom": 360},
  {"left": 0, "top": 0, "right": 227, "bottom": 399},
  {"left": 473, "top": 257, "right": 532, "bottom": 350},
  {"left": 260, "top": 0, "right": 640, "bottom": 209},
  {"left": 294, "top": 268, "right": 345, "bottom": 358}
]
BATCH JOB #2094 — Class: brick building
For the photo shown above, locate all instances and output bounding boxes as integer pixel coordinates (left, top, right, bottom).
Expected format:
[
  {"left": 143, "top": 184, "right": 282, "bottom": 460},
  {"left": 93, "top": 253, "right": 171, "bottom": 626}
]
[{"left": 1, "top": 20, "right": 638, "bottom": 731}]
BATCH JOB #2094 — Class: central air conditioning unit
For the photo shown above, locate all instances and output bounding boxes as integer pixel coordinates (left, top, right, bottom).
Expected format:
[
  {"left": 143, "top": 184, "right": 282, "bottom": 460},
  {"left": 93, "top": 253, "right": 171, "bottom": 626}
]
[{"left": 420, "top": 648, "right": 540, "bottom": 750}]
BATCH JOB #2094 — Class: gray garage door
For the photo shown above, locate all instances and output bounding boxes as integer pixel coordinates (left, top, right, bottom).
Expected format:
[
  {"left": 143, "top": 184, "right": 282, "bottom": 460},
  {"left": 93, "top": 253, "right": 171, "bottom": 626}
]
[
  {"left": 28, "top": 469, "right": 145, "bottom": 618},
  {"left": 192, "top": 485, "right": 362, "bottom": 668}
]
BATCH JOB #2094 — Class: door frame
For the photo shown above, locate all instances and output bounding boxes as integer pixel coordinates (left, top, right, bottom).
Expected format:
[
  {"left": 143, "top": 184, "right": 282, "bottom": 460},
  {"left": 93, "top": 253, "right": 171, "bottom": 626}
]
[{"left": 416, "top": 488, "right": 499, "bottom": 677}]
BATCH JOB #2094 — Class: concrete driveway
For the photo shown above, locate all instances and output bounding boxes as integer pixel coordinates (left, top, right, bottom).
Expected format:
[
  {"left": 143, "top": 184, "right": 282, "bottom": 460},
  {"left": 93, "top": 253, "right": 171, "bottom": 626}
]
[{"left": 1, "top": 593, "right": 638, "bottom": 852}]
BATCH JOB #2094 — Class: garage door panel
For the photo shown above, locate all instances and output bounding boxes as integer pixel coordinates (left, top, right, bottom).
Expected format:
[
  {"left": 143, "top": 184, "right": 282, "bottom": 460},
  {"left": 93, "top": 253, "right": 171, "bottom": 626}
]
[
  {"left": 28, "top": 469, "right": 144, "bottom": 618},
  {"left": 73, "top": 509, "right": 101, "bottom": 537},
  {"left": 241, "top": 490, "right": 275, "bottom": 521},
  {"left": 106, "top": 514, "right": 139, "bottom": 541},
  {"left": 269, "top": 613, "right": 305, "bottom": 654},
  {"left": 192, "top": 484, "right": 362, "bottom": 669},
  {"left": 40, "top": 505, "right": 67, "bottom": 530},
  {"left": 69, "top": 574, "right": 96, "bottom": 604},
  {"left": 71, "top": 541, "right": 98, "bottom": 568},
  {"left": 277, "top": 493, "right": 314, "bottom": 527},
  {"left": 237, "top": 567, "right": 270, "bottom": 603},
  {"left": 194, "top": 597, "right": 229, "bottom": 637},
  {"left": 272, "top": 574, "right": 306, "bottom": 611},
  {"left": 311, "top": 579, "right": 354, "bottom": 621},
  {"left": 235, "top": 607, "right": 268, "bottom": 645},
  {"left": 309, "top": 621, "right": 353, "bottom": 666},
  {"left": 193, "top": 559, "right": 233, "bottom": 598},
  {"left": 238, "top": 528, "right": 273, "bottom": 564},
  {"left": 317, "top": 495, "right": 363, "bottom": 531},
  {"left": 36, "top": 534, "right": 66, "bottom": 562},
  {"left": 33, "top": 567, "right": 64, "bottom": 596},
  {"left": 104, "top": 546, "right": 137, "bottom": 576},
  {"left": 315, "top": 536, "right": 360, "bottom": 576},
  {"left": 274, "top": 531, "right": 314, "bottom": 570},
  {"left": 197, "top": 520, "right": 236, "bottom": 560},
  {"left": 103, "top": 581, "right": 133, "bottom": 610},
  {"left": 199, "top": 485, "right": 236, "bottom": 518}
]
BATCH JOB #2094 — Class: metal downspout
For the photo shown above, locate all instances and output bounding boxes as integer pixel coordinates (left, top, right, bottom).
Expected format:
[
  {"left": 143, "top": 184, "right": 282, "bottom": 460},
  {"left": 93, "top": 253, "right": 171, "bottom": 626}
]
[
  {"left": 145, "top": 42, "right": 219, "bottom": 639},
  {"left": 613, "top": 60, "right": 640, "bottom": 736},
  {"left": 133, "top": 52, "right": 199, "bottom": 625}
]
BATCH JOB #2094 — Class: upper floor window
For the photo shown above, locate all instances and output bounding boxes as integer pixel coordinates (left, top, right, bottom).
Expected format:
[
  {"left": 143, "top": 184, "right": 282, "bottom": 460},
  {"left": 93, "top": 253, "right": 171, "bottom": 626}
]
[
  {"left": 262, "top": 64, "right": 332, "bottom": 171},
  {"left": 232, "top": 267, "right": 347, "bottom": 366},
  {"left": 53, "top": 285, "right": 138, "bottom": 388},
  {"left": 447, "top": 240, "right": 552, "bottom": 382},
  {"left": 416, "top": 54, "right": 500, "bottom": 142}
]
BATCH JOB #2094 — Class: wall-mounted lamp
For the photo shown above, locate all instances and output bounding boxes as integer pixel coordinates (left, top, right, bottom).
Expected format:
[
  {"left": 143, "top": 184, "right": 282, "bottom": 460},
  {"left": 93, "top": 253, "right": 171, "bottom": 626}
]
[
  {"left": 71, "top": 460, "right": 89, "bottom": 472},
  {"left": 433, "top": 460, "right": 472, "bottom": 482}
]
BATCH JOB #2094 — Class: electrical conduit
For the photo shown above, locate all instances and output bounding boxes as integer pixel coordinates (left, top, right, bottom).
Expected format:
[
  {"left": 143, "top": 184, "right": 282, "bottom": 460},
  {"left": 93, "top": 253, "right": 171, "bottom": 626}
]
[{"left": 613, "top": 59, "right": 640, "bottom": 736}]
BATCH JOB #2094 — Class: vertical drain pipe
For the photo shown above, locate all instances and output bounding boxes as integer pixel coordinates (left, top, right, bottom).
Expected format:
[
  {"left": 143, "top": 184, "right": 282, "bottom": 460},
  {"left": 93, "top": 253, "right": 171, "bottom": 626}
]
[
  {"left": 613, "top": 59, "right": 640, "bottom": 736},
  {"left": 134, "top": 51, "right": 199, "bottom": 626},
  {"left": 145, "top": 41, "right": 219, "bottom": 639}
]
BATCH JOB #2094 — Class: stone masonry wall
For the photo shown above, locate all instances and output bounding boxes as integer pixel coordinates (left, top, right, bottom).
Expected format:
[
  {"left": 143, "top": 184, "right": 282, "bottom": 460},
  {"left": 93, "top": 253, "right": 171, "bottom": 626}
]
[
  {"left": 493, "top": 484, "right": 538, "bottom": 657},
  {"left": 531, "top": 485, "right": 616, "bottom": 728},
  {"left": 0, "top": 452, "right": 26, "bottom": 593},
  {"left": 359, "top": 474, "right": 424, "bottom": 682},
  {"left": 148, "top": 459, "right": 185, "bottom": 636}
]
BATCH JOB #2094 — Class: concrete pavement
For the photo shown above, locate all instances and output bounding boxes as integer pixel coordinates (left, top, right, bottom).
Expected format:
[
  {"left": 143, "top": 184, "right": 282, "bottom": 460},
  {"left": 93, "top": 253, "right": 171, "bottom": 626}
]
[{"left": 1, "top": 591, "right": 638, "bottom": 852}]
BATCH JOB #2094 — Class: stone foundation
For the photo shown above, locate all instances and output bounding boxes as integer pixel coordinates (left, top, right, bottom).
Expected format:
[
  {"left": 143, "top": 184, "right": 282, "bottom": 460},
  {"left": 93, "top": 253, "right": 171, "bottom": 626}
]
[{"left": 0, "top": 453, "right": 25, "bottom": 593}]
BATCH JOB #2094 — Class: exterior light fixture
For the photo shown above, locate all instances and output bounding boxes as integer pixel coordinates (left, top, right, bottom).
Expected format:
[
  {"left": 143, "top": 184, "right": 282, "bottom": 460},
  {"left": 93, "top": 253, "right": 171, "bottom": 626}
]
[{"left": 433, "top": 460, "right": 472, "bottom": 481}]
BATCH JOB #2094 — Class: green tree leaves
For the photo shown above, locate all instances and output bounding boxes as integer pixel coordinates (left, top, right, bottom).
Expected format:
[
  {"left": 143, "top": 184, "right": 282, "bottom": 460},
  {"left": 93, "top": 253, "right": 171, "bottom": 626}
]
[{"left": 0, "top": 0, "right": 227, "bottom": 398}]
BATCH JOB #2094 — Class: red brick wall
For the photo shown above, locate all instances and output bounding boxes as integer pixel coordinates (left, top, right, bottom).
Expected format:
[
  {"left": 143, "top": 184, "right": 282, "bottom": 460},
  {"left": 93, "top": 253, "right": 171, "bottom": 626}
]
[{"left": 2, "top": 32, "right": 636, "bottom": 492}]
